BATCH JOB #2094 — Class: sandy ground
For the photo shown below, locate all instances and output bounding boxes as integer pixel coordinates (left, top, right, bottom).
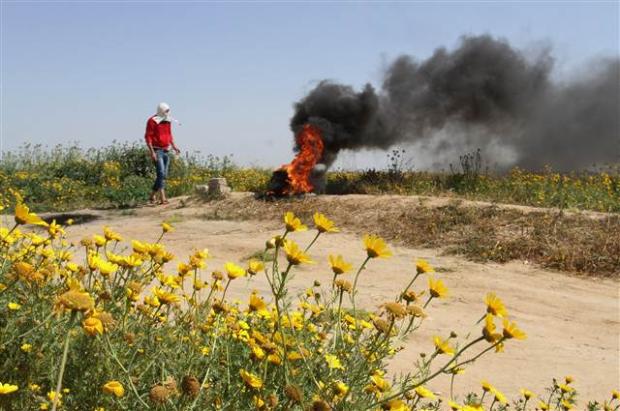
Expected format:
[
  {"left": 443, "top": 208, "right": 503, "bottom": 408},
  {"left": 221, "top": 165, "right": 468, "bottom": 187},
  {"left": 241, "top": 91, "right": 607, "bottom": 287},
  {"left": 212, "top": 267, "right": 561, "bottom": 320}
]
[{"left": 56, "top": 196, "right": 619, "bottom": 402}]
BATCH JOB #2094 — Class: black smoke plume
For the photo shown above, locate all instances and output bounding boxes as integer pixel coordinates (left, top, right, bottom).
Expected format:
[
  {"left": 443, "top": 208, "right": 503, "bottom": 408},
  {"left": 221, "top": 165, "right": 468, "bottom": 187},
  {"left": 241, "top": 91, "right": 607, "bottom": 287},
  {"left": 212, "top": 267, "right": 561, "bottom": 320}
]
[{"left": 290, "top": 35, "right": 619, "bottom": 171}]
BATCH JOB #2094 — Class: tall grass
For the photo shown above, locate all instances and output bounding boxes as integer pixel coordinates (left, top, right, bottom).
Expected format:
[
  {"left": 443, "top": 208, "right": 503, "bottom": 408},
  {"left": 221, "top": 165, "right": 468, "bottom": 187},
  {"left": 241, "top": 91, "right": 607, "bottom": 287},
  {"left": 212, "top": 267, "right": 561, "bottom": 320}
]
[{"left": 1, "top": 142, "right": 618, "bottom": 212}]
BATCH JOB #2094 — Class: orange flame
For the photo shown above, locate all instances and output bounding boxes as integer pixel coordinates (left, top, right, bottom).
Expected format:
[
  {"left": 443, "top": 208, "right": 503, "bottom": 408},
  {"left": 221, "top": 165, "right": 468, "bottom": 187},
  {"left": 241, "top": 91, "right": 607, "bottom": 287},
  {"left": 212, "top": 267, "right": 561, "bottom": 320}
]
[{"left": 280, "top": 124, "right": 324, "bottom": 194}]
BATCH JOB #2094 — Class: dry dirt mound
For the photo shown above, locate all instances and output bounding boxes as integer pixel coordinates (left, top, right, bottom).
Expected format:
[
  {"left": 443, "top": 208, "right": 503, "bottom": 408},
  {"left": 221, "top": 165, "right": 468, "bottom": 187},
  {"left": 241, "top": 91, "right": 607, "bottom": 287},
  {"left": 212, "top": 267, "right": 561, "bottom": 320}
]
[
  {"left": 190, "top": 193, "right": 620, "bottom": 277},
  {"left": 59, "top": 194, "right": 619, "bottom": 401}
]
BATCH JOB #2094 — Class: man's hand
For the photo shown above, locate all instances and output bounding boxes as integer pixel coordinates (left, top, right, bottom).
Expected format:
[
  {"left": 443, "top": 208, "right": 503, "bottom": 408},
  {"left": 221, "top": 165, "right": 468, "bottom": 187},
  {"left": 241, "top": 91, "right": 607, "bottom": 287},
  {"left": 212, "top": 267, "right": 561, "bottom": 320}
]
[
  {"left": 150, "top": 151, "right": 157, "bottom": 162},
  {"left": 174, "top": 147, "right": 181, "bottom": 155}
]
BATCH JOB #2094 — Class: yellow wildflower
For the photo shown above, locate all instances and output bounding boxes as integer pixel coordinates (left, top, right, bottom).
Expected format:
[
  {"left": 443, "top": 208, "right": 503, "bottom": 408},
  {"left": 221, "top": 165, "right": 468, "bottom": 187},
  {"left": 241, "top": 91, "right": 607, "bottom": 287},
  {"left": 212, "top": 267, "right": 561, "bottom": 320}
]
[
  {"left": 251, "top": 345, "right": 265, "bottom": 361},
  {"left": 324, "top": 354, "right": 343, "bottom": 369},
  {"left": 428, "top": 277, "right": 448, "bottom": 298},
  {"left": 448, "top": 400, "right": 462, "bottom": 410},
  {"left": 132, "top": 240, "right": 149, "bottom": 254},
  {"left": 493, "top": 387, "right": 508, "bottom": 404},
  {"left": 103, "top": 226, "right": 123, "bottom": 242},
  {"left": 14, "top": 202, "right": 47, "bottom": 226},
  {"left": 406, "top": 304, "right": 426, "bottom": 318},
  {"left": 56, "top": 289, "right": 95, "bottom": 312},
  {"left": 313, "top": 212, "right": 338, "bottom": 233},
  {"left": 0, "top": 383, "right": 18, "bottom": 394},
  {"left": 502, "top": 318, "right": 527, "bottom": 340},
  {"left": 414, "top": 385, "right": 436, "bottom": 399},
  {"left": 283, "top": 240, "right": 312, "bottom": 265},
  {"left": 328, "top": 254, "right": 352, "bottom": 275},
  {"left": 21, "top": 343, "right": 32, "bottom": 353},
  {"left": 253, "top": 395, "right": 265, "bottom": 408},
  {"left": 145, "top": 295, "right": 161, "bottom": 307},
  {"left": 83, "top": 317, "right": 104, "bottom": 336},
  {"left": 369, "top": 373, "right": 390, "bottom": 392},
  {"left": 481, "top": 380, "right": 494, "bottom": 392},
  {"left": 284, "top": 211, "right": 307, "bottom": 232},
  {"left": 8, "top": 302, "right": 21, "bottom": 311},
  {"left": 248, "top": 293, "right": 268, "bottom": 313},
  {"left": 383, "top": 302, "right": 407, "bottom": 319},
  {"left": 47, "top": 391, "right": 62, "bottom": 404},
  {"left": 152, "top": 287, "right": 181, "bottom": 305},
  {"left": 157, "top": 273, "right": 181, "bottom": 289},
  {"left": 47, "top": 220, "right": 65, "bottom": 237},
  {"left": 225, "top": 262, "right": 246, "bottom": 280},
  {"left": 122, "top": 254, "right": 143, "bottom": 268},
  {"left": 102, "top": 381, "right": 124, "bottom": 397},
  {"left": 520, "top": 388, "right": 535, "bottom": 400},
  {"left": 239, "top": 369, "right": 263, "bottom": 390},
  {"left": 267, "top": 354, "right": 281, "bottom": 366},
  {"left": 93, "top": 235, "right": 107, "bottom": 247},
  {"left": 383, "top": 399, "right": 410, "bottom": 411},
  {"left": 335, "top": 279, "right": 352, "bottom": 293},
  {"left": 363, "top": 234, "right": 392, "bottom": 258},
  {"left": 485, "top": 292, "right": 508, "bottom": 318},
  {"left": 433, "top": 336, "right": 455, "bottom": 355},
  {"left": 162, "top": 222, "right": 174, "bottom": 233},
  {"left": 177, "top": 262, "right": 191, "bottom": 276},
  {"left": 247, "top": 259, "right": 264, "bottom": 275},
  {"left": 415, "top": 259, "right": 434, "bottom": 274},
  {"left": 97, "top": 260, "right": 118, "bottom": 277},
  {"left": 333, "top": 380, "right": 349, "bottom": 396},
  {"left": 482, "top": 314, "right": 502, "bottom": 343},
  {"left": 561, "top": 399, "right": 574, "bottom": 410}
]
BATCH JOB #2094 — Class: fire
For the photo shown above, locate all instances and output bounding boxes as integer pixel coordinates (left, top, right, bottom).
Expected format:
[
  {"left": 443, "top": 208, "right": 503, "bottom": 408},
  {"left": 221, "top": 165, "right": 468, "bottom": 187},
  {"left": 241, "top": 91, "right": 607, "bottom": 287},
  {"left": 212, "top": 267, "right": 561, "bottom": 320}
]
[{"left": 277, "top": 124, "right": 324, "bottom": 195}]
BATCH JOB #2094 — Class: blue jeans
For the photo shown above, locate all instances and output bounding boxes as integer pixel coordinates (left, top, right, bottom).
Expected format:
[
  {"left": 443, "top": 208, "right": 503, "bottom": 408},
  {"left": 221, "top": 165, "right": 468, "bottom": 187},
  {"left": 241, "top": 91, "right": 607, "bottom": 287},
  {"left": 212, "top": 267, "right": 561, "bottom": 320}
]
[{"left": 153, "top": 149, "right": 170, "bottom": 191}]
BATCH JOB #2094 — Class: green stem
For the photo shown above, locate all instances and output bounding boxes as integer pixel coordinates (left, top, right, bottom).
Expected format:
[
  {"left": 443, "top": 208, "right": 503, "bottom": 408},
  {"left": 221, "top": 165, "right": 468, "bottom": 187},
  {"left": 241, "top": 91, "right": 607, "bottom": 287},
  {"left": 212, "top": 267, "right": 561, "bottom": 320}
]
[
  {"left": 51, "top": 314, "right": 75, "bottom": 411},
  {"left": 104, "top": 335, "right": 150, "bottom": 409},
  {"left": 398, "top": 272, "right": 421, "bottom": 302},
  {"left": 350, "top": 256, "right": 371, "bottom": 319},
  {"left": 450, "top": 373, "right": 456, "bottom": 400},
  {"left": 220, "top": 279, "right": 232, "bottom": 303},
  {"left": 304, "top": 231, "right": 321, "bottom": 252},
  {"left": 335, "top": 290, "right": 344, "bottom": 347},
  {"left": 363, "top": 336, "right": 486, "bottom": 410},
  {"left": 449, "top": 339, "right": 504, "bottom": 369},
  {"left": 187, "top": 325, "right": 220, "bottom": 410},
  {"left": 0, "top": 311, "right": 55, "bottom": 348},
  {"left": 272, "top": 263, "right": 293, "bottom": 385}
]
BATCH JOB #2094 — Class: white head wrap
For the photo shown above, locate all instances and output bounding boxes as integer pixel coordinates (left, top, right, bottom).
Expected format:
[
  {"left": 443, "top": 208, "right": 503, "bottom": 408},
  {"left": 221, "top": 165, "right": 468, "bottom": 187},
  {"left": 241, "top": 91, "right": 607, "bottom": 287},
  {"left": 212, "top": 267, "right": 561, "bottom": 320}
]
[{"left": 153, "top": 102, "right": 171, "bottom": 124}]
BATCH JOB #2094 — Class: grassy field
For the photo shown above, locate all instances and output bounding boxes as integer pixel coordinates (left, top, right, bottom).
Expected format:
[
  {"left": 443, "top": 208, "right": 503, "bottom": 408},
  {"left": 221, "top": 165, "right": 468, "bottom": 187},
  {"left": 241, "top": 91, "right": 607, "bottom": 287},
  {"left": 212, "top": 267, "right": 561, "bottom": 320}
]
[
  {"left": 1, "top": 143, "right": 618, "bottom": 410},
  {"left": 1, "top": 143, "right": 618, "bottom": 212}
]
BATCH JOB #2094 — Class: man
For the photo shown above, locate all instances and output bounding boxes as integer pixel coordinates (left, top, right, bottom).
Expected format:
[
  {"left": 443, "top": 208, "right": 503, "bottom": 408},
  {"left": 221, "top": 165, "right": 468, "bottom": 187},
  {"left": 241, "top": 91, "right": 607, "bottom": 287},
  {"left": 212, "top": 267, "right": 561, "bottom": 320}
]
[{"left": 144, "top": 102, "right": 181, "bottom": 205}]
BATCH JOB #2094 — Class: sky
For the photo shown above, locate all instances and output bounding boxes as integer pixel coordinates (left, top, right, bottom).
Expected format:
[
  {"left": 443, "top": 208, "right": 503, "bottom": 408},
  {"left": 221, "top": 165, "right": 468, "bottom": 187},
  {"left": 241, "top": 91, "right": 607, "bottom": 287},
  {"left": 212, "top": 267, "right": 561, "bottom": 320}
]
[{"left": 1, "top": 1, "right": 618, "bottom": 170}]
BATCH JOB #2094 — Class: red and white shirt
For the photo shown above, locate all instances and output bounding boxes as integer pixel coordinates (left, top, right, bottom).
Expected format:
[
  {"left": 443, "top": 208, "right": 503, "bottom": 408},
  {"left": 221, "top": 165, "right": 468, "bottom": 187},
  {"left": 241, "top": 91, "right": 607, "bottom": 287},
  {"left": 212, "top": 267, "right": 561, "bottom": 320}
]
[{"left": 145, "top": 117, "right": 173, "bottom": 149}]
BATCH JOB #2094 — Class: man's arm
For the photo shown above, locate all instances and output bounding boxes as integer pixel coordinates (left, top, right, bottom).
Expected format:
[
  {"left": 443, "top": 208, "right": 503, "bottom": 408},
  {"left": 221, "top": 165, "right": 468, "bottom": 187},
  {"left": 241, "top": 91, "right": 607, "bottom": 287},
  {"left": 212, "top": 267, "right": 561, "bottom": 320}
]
[
  {"left": 171, "top": 134, "right": 181, "bottom": 154},
  {"left": 145, "top": 119, "right": 157, "bottom": 161}
]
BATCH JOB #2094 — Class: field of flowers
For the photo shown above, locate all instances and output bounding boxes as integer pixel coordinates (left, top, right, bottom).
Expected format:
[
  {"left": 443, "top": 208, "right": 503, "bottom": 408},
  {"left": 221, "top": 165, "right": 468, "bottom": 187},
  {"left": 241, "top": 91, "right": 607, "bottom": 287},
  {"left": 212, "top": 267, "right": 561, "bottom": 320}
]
[
  {"left": 0, "top": 143, "right": 270, "bottom": 211},
  {"left": 0, "top": 143, "right": 618, "bottom": 212},
  {"left": 1, "top": 197, "right": 618, "bottom": 410}
]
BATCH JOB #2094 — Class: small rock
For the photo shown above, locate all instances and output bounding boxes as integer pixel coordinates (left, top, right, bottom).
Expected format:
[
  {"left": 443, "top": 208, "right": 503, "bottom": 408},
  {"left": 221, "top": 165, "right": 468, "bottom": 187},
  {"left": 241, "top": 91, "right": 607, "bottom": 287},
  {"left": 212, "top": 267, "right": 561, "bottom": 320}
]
[{"left": 196, "top": 178, "right": 231, "bottom": 199}]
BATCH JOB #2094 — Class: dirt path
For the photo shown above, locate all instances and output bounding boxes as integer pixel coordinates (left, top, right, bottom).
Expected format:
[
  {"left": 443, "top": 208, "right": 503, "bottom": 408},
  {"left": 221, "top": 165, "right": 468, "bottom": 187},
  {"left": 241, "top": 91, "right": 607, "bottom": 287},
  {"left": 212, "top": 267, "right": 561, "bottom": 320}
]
[{"left": 61, "top": 196, "right": 619, "bottom": 402}]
